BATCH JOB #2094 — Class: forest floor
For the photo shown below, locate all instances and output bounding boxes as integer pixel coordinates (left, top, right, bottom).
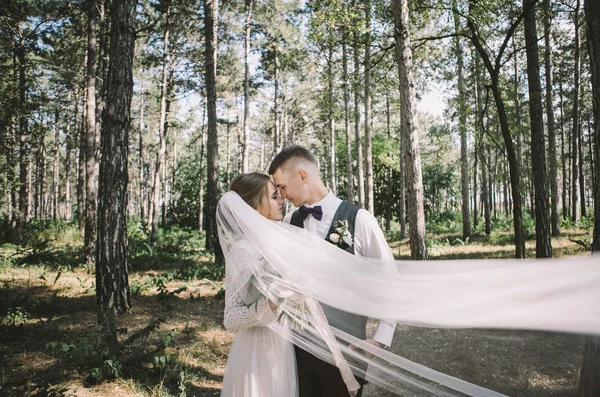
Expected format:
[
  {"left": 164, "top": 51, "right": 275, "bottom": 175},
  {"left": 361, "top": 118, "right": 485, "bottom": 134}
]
[{"left": 0, "top": 226, "right": 593, "bottom": 397}]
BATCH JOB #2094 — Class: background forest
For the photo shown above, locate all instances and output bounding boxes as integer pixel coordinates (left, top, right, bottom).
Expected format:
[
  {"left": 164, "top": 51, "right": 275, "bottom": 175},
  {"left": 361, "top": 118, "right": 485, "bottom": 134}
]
[{"left": 0, "top": 0, "right": 599, "bottom": 396}]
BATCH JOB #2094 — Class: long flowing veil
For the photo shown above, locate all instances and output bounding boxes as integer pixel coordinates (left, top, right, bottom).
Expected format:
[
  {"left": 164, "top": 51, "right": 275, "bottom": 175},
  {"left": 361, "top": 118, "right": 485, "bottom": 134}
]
[{"left": 217, "top": 191, "right": 600, "bottom": 396}]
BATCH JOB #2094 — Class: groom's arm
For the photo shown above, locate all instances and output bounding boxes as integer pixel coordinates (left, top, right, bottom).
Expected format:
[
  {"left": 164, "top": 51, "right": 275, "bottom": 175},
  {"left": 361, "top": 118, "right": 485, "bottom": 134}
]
[{"left": 353, "top": 209, "right": 396, "bottom": 348}]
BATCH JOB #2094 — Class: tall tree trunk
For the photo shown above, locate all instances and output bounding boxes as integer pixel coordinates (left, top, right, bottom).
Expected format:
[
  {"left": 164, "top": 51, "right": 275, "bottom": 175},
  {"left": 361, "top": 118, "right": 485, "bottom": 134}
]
[
  {"left": 580, "top": 2, "right": 600, "bottom": 394},
  {"left": 399, "top": 121, "right": 406, "bottom": 239},
  {"left": 523, "top": 0, "right": 552, "bottom": 258},
  {"left": 579, "top": 116, "right": 586, "bottom": 217},
  {"left": 138, "top": 83, "right": 146, "bottom": 223},
  {"left": 273, "top": 42, "right": 280, "bottom": 155},
  {"left": 559, "top": 76, "right": 568, "bottom": 219},
  {"left": 353, "top": 1, "right": 365, "bottom": 208},
  {"left": 481, "top": 143, "right": 491, "bottom": 235},
  {"left": 226, "top": 108, "right": 232, "bottom": 187},
  {"left": 453, "top": 2, "right": 470, "bottom": 240},
  {"left": 328, "top": 44, "right": 336, "bottom": 195},
  {"left": 385, "top": 81, "right": 393, "bottom": 230},
  {"left": 544, "top": 0, "right": 560, "bottom": 236},
  {"left": 52, "top": 111, "right": 60, "bottom": 221},
  {"left": 16, "top": 30, "right": 29, "bottom": 243},
  {"left": 571, "top": 0, "right": 581, "bottom": 222},
  {"left": 514, "top": 36, "right": 523, "bottom": 182},
  {"left": 96, "top": 0, "right": 135, "bottom": 348},
  {"left": 7, "top": 118, "right": 17, "bottom": 233},
  {"left": 474, "top": 47, "right": 484, "bottom": 231},
  {"left": 585, "top": 0, "right": 599, "bottom": 250},
  {"left": 36, "top": 128, "right": 46, "bottom": 220},
  {"left": 198, "top": 110, "right": 206, "bottom": 234},
  {"left": 204, "top": 0, "right": 222, "bottom": 263},
  {"left": 85, "top": 0, "right": 98, "bottom": 267},
  {"left": 65, "top": 91, "right": 73, "bottom": 220},
  {"left": 364, "top": 0, "right": 374, "bottom": 213},
  {"left": 393, "top": 0, "right": 427, "bottom": 260},
  {"left": 342, "top": 22, "right": 353, "bottom": 203},
  {"left": 242, "top": 0, "right": 253, "bottom": 173},
  {"left": 78, "top": 96, "right": 86, "bottom": 230},
  {"left": 151, "top": 7, "right": 171, "bottom": 246},
  {"left": 467, "top": 2, "right": 526, "bottom": 258}
]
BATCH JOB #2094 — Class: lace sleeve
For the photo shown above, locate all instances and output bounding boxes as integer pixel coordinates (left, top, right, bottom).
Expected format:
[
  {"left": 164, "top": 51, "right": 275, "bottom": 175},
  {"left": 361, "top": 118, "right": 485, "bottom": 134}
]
[{"left": 223, "top": 243, "right": 278, "bottom": 332}]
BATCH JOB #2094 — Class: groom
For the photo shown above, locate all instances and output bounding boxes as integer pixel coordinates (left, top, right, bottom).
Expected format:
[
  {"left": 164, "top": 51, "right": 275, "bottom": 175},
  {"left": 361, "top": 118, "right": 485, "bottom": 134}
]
[{"left": 269, "top": 145, "right": 396, "bottom": 397}]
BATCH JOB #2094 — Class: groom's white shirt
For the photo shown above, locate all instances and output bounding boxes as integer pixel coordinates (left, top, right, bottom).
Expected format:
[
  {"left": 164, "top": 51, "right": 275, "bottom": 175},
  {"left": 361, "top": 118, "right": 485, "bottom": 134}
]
[{"left": 284, "top": 190, "right": 396, "bottom": 347}]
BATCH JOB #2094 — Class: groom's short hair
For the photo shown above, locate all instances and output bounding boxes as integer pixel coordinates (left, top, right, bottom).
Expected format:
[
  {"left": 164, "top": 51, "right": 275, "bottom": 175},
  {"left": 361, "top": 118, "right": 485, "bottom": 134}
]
[{"left": 268, "top": 145, "right": 318, "bottom": 174}]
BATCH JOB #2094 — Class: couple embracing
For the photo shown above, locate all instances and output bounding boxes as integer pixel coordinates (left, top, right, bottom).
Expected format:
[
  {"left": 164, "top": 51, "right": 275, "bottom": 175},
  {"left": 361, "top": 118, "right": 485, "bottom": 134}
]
[{"left": 218, "top": 145, "right": 395, "bottom": 397}]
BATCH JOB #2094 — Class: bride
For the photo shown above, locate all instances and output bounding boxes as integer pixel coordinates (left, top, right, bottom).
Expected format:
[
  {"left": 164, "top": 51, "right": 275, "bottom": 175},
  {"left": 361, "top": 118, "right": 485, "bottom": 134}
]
[
  {"left": 220, "top": 172, "right": 298, "bottom": 397},
  {"left": 217, "top": 173, "right": 600, "bottom": 397}
]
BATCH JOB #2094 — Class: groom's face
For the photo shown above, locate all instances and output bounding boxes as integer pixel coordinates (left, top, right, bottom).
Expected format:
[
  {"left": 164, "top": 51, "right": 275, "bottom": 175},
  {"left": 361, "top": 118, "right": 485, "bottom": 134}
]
[{"left": 273, "top": 167, "right": 308, "bottom": 207}]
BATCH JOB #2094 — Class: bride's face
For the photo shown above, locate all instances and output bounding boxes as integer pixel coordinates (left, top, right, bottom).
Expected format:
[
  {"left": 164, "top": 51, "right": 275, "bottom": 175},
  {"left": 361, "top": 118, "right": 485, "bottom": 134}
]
[{"left": 257, "top": 181, "right": 284, "bottom": 221}]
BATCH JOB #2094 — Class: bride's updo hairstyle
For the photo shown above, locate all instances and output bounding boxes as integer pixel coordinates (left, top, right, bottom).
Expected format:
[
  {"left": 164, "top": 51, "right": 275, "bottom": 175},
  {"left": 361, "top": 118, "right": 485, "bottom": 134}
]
[{"left": 230, "top": 173, "right": 270, "bottom": 210}]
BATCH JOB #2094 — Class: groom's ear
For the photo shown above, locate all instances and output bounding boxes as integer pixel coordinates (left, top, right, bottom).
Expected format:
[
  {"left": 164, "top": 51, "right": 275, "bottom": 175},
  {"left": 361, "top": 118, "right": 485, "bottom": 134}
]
[{"left": 298, "top": 168, "right": 309, "bottom": 183}]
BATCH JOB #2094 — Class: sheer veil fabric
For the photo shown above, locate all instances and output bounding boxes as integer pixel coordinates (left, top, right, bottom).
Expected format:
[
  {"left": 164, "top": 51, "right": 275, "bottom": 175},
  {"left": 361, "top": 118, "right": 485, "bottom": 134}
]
[{"left": 217, "top": 191, "right": 600, "bottom": 397}]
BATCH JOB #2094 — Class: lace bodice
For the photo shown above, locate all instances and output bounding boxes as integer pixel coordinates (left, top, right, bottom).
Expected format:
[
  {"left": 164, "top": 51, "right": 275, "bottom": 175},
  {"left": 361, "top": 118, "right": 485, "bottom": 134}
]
[{"left": 223, "top": 241, "right": 278, "bottom": 333}]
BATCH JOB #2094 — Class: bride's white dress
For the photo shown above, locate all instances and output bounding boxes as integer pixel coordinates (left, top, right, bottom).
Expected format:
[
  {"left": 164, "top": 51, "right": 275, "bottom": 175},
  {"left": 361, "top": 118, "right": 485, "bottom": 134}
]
[{"left": 220, "top": 240, "right": 298, "bottom": 397}]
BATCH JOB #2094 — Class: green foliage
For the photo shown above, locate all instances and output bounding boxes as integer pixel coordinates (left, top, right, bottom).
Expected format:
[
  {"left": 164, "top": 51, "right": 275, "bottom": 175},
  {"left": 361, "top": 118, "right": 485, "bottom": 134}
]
[
  {"left": 169, "top": 150, "right": 203, "bottom": 228},
  {"left": 560, "top": 216, "right": 594, "bottom": 230},
  {"left": 4, "top": 306, "right": 28, "bottom": 326},
  {"left": 129, "top": 223, "right": 209, "bottom": 273},
  {"left": 15, "top": 220, "right": 82, "bottom": 268},
  {"left": 45, "top": 325, "right": 123, "bottom": 383},
  {"left": 422, "top": 164, "right": 458, "bottom": 217},
  {"left": 425, "top": 210, "right": 462, "bottom": 234},
  {"left": 174, "top": 263, "right": 224, "bottom": 281}
]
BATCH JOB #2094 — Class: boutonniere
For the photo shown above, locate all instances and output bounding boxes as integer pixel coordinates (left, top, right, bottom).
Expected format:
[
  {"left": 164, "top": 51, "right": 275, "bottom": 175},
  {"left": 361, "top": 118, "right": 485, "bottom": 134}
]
[{"left": 328, "top": 220, "right": 353, "bottom": 247}]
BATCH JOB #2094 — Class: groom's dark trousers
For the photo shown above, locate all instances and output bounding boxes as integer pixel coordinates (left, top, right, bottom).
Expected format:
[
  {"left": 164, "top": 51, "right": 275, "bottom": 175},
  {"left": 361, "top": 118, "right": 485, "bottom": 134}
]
[
  {"left": 295, "top": 346, "right": 367, "bottom": 397},
  {"left": 291, "top": 202, "right": 368, "bottom": 396}
]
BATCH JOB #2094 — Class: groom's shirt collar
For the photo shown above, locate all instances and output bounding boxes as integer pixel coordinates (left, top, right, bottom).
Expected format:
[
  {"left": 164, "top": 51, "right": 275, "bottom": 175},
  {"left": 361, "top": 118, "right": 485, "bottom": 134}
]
[
  {"left": 305, "top": 189, "right": 338, "bottom": 211},
  {"left": 301, "top": 189, "right": 342, "bottom": 238}
]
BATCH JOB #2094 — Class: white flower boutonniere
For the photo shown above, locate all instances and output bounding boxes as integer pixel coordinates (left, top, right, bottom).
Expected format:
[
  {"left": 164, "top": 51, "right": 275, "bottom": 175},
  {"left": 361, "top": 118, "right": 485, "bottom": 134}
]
[{"left": 328, "top": 220, "right": 353, "bottom": 247}]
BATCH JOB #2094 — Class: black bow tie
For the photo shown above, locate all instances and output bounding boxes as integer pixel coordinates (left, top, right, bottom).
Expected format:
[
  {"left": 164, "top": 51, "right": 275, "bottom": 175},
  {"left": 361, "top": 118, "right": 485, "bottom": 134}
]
[{"left": 298, "top": 205, "right": 323, "bottom": 221}]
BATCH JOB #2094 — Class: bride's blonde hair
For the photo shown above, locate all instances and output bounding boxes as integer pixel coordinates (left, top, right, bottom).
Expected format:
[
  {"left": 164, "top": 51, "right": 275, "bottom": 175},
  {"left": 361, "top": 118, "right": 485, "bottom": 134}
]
[{"left": 230, "top": 173, "right": 270, "bottom": 210}]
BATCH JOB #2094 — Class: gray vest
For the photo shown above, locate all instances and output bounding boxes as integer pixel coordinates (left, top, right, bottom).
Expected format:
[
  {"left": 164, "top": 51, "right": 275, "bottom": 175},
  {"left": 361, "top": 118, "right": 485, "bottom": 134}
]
[{"left": 291, "top": 201, "right": 368, "bottom": 340}]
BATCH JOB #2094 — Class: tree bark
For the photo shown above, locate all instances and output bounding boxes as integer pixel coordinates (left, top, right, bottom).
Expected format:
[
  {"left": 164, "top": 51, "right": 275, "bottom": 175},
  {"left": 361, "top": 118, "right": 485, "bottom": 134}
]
[
  {"left": 198, "top": 106, "right": 206, "bottom": 234},
  {"left": 85, "top": 0, "right": 98, "bottom": 267},
  {"left": 399, "top": 119, "right": 406, "bottom": 239},
  {"left": 52, "top": 110, "right": 60, "bottom": 221},
  {"left": 16, "top": 28, "right": 29, "bottom": 243},
  {"left": 585, "top": 0, "right": 600, "bottom": 259},
  {"left": 364, "top": 0, "right": 374, "bottom": 214},
  {"left": 204, "top": 0, "right": 223, "bottom": 263},
  {"left": 571, "top": 0, "right": 581, "bottom": 222},
  {"left": 151, "top": 5, "right": 171, "bottom": 245},
  {"left": 523, "top": 0, "right": 552, "bottom": 257},
  {"left": 342, "top": 21, "right": 353, "bottom": 203},
  {"left": 579, "top": 0, "right": 600, "bottom": 390},
  {"left": 353, "top": 0, "right": 365, "bottom": 208},
  {"left": 273, "top": 42, "right": 280, "bottom": 155},
  {"left": 542, "top": 0, "right": 560, "bottom": 236},
  {"left": 327, "top": 43, "right": 336, "bottom": 195},
  {"left": 393, "top": 0, "right": 427, "bottom": 259},
  {"left": 65, "top": 90, "right": 73, "bottom": 220},
  {"left": 242, "top": 0, "right": 253, "bottom": 174},
  {"left": 96, "top": 0, "right": 135, "bottom": 345},
  {"left": 559, "top": 76, "right": 568, "bottom": 219},
  {"left": 77, "top": 93, "right": 86, "bottom": 231},
  {"left": 453, "top": 2, "right": 471, "bottom": 240},
  {"left": 138, "top": 82, "right": 146, "bottom": 223}
]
